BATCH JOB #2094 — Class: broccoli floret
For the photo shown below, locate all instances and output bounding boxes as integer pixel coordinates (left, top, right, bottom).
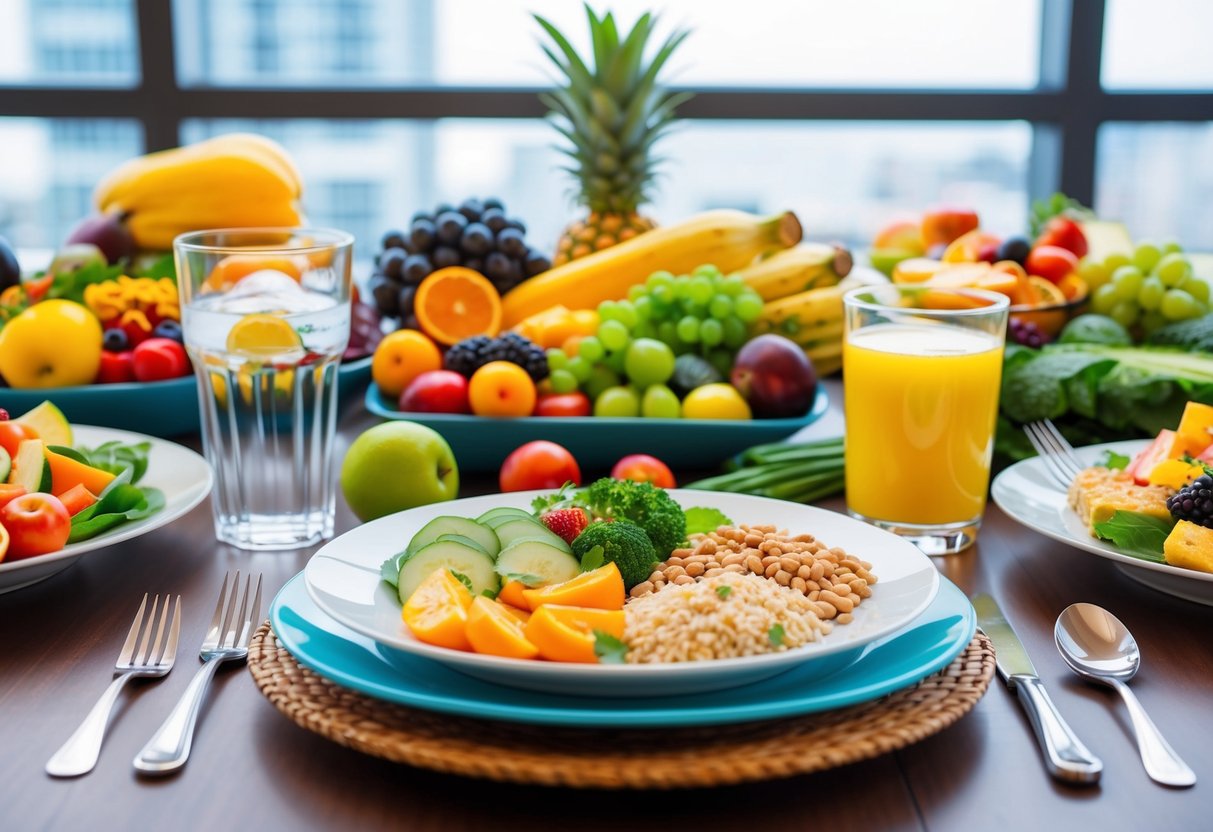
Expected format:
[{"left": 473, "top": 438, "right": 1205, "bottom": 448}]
[
  {"left": 581, "top": 477, "right": 687, "bottom": 557},
  {"left": 571, "top": 520, "right": 657, "bottom": 590}
]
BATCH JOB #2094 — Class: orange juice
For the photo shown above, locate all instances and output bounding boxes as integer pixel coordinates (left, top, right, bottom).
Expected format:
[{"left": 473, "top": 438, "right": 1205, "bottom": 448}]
[{"left": 844, "top": 323, "right": 1003, "bottom": 526}]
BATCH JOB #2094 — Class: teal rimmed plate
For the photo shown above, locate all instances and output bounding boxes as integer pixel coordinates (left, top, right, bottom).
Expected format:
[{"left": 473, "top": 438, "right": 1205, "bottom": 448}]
[
  {"left": 364, "top": 384, "right": 828, "bottom": 471},
  {"left": 0, "top": 356, "right": 371, "bottom": 438},
  {"left": 270, "top": 573, "right": 974, "bottom": 728}
]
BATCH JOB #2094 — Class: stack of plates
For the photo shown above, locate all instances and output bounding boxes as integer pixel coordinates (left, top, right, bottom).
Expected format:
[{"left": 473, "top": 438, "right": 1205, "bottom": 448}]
[{"left": 278, "top": 491, "right": 974, "bottom": 727}]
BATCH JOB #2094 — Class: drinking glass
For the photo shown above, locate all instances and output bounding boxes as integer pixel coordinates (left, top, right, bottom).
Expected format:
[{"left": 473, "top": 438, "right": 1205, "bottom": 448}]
[
  {"left": 843, "top": 284, "right": 1009, "bottom": 555},
  {"left": 175, "top": 228, "right": 354, "bottom": 550}
]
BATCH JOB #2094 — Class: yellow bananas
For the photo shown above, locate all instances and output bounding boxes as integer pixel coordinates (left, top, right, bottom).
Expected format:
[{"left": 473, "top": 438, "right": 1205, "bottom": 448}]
[
  {"left": 738, "top": 243, "right": 852, "bottom": 301},
  {"left": 94, "top": 133, "right": 304, "bottom": 251},
  {"left": 501, "top": 210, "right": 802, "bottom": 327}
]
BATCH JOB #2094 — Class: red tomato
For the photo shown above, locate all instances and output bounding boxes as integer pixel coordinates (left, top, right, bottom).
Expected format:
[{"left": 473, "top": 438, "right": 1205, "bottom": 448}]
[
  {"left": 132, "top": 338, "right": 189, "bottom": 382},
  {"left": 1, "top": 492, "right": 71, "bottom": 560},
  {"left": 0, "top": 421, "right": 38, "bottom": 458},
  {"left": 499, "top": 441, "right": 581, "bottom": 493},
  {"left": 1035, "top": 217, "right": 1088, "bottom": 258},
  {"left": 96, "top": 350, "right": 136, "bottom": 384},
  {"left": 0, "top": 483, "right": 28, "bottom": 512},
  {"left": 610, "top": 454, "right": 676, "bottom": 488},
  {"left": 1025, "top": 245, "right": 1079, "bottom": 285},
  {"left": 534, "top": 392, "right": 592, "bottom": 418}
]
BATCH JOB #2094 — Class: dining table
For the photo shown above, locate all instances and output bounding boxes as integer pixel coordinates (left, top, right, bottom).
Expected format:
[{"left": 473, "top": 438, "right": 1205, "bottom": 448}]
[{"left": 2, "top": 378, "right": 1210, "bottom": 832}]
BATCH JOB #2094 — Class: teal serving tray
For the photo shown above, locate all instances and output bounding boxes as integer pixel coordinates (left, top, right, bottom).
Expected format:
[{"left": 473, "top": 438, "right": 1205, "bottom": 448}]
[
  {"left": 364, "top": 383, "right": 828, "bottom": 471},
  {"left": 0, "top": 356, "right": 372, "bottom": 438}
]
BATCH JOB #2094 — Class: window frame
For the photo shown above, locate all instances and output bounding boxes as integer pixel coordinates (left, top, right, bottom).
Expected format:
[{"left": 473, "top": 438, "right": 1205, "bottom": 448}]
[{"left": 0, "top": 0, "right": 1208, "bottom": 208}]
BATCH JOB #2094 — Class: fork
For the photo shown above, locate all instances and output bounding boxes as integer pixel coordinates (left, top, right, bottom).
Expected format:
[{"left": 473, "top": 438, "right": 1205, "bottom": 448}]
[
  {"left": 133, "top": 571, "right": 261, "bottom": 775},
  {"left": 1024, "top": 419, "right": 1086, "bottom": 488},
  {"left": 46, "top": 593, "right": 181, "bottom": 777}
]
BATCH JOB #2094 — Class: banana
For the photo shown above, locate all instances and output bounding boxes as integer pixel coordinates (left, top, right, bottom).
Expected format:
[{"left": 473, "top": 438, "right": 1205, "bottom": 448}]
[
  {"left": 501, "top": 210, "right": 802, "bottom": 327},
  {"left": 738, "top": 243, "right": 852, "bottom": 301}
]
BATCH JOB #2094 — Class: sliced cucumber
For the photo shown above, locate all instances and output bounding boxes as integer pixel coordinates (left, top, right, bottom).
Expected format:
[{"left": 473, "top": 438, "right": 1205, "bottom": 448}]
[
  {"left": 9, "top": 439, "right": 51, "bottom": 493},
  {"left": 397, "top": 539, "right": 499, "bottom": 604},
  {"left": 434, "top": 533, "right": 490, "bottom": 556},
  {"left": 407, "top": 515, "right": 500, "bottom": 558},
  {"left": 492, "top": 517, "right": 570, "bottom": 552},
  {"left": 495, "top": 538, "right": 581, "bottom": 587},
  {"left": 476, "top": 506, "right": 535, "bottom": 525},
  {"left": 0, "top": 447, "right": 10, "bottom": 483}
]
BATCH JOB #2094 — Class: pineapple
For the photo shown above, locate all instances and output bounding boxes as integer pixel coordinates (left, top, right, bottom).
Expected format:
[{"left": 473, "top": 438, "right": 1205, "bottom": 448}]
[{"left": 535, "top": 7, "right": 690, "bottom": 265}]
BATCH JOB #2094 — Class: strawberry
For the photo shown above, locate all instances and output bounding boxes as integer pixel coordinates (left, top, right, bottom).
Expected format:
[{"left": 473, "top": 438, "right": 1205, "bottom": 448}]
[{"left": 542, "top": 508, "right": 588, "bottom": 545}]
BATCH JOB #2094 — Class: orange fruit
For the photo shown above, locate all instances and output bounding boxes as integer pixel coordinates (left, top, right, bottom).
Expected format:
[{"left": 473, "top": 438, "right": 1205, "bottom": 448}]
[
  {"left": 465, "top": 596, "right": 540, "bottom": 660},
  {"left": 1056, "top": 272, "right": 1088, "bottom": 302},
  {"left": 497, "top": 580, "right": 531, "bottom": 609},
  {"left": 468, "top": 361, "right": 536, "bottom": 417},
  {"left": 413, "top": 267, "right": 502, "bottom": 346},
  {"left": 524, "top": 605, "right": 626, "bottom": 664},
  {"left": 1028, "top": 276, "right": 1067, "bottom": 307},
  {"left": 371, "top": 329, "right": 442, "bottom": 399},
  {"left": 521, "top": 563, "right": 625, "bottom": 611},
  {"left": 225, "top": 314, "right": 302, "bottom": 359},
  {"left": 402, "top": 568, "right": 474, "bottom": 651},
  {"left": 203, "top": 254, "right": 306, "bottom": 293},
  {"left": 891, "top": 257, "right": 947, "bottom": 285}
]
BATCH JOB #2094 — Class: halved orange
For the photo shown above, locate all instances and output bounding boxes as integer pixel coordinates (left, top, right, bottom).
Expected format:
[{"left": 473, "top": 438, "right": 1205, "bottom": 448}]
[
  {"left": 521, "top": 562, "right": 625, "bottom": 611},
  {"left": 414, "top": 267, "right": 502, "bottom": 346},
  {"left": 203, "top": 254, "right": 306, "bottom": 293},
  {"left": 465, "top": 596, "right": 539, "bottom": 659},
  {"left": 524, "top": 605, "right": 626, "bottom": 664},
  {"left": 941, "top": 230, "right": 1002, "bottom": 264},
  {"left": 1028, "top": 276, "right": 1067, "bottom": 307},
  {"left": 226, "top": 314, "right": 302, "bottom": 358},
  {"left": 402, "top": 568, "right": 474, "bottom": 651}
]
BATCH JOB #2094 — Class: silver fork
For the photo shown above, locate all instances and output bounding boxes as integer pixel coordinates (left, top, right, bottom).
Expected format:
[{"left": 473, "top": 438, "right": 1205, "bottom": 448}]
[
  {"left": 46, "top": 593, "right": 181, "bottom": 777},
  {"left": 1024, "top": 419, "right": 1086, "bottom": 488},
  {"left": 133, "top": 571, "right": 261, "bottom": 775}
]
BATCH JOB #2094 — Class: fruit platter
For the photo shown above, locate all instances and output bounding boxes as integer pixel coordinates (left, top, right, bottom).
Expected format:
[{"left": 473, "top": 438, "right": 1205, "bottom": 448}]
[
  {"left": 305, "top": 478, "right": 941, "bottom": 698},
  {"left": 0, "top": 400, "right": 212, "bottom": 593}
]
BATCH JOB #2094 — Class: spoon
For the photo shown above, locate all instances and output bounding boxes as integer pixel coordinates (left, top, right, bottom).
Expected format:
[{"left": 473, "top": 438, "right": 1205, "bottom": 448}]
[{"left": 1054, "top": 603, "right": 1195, "bottom": 787}]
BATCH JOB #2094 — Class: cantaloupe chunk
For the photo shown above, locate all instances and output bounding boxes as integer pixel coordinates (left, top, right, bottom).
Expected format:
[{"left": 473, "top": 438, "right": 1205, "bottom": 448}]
[
  {"left": 1164, "top": 521, "right": 1213, "bottom": 574},
  {"left": 45, "top": 450, "right": 116, "bottom": 497},
  {"left": 1176, "top": 402, "right": 1213, "bottom": 454}
]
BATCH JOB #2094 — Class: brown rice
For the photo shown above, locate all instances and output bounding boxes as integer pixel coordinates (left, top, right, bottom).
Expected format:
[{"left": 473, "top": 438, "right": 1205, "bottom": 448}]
[{"left": 623, "top": 572, "right": 829, "bottom": 664}]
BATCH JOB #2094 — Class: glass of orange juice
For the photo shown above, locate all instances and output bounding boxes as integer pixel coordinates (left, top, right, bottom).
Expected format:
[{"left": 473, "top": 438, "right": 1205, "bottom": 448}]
[{"left": 843, "top": 284, "right": 1009, "bottom": 555}]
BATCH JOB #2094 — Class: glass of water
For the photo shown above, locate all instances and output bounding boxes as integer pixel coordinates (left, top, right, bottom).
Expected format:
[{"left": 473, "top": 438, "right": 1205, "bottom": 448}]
[{"left": 175, "top": 228, "right": 354, "bottom": 550}]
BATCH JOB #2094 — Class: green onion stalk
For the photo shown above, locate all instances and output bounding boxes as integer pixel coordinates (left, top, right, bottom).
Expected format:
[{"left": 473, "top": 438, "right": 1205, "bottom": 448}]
[{"left": 684, "top": 437, "right": 845, "bottom": 504}]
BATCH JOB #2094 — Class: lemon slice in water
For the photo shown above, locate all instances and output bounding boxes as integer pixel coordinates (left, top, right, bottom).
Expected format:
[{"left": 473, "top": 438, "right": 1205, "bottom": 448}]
[{"left": 226, "top": 314, "right": 303, "bottom": 359}]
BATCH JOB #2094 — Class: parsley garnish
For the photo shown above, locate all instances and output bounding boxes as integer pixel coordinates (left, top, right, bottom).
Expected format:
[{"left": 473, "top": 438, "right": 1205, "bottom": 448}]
[
  {"left": 715, "top": 585, "right": 732, "bottom": 600},
  {"left": 449, "top": 570, "right": 474, "bottom": 593},
  {"left": 768, "top": 623, "right": 786, "bottom": 646},
  {"left": 593, "top": 631, "right": 628, "bottom": 664},
  {"left": 1099, "top": 449, "right": 1131, "bottom": 471},
  {"left": 502, "top": 572, "right": 546, "bottom": 587},
  {"left": 579, "top": 545, "right": 605, "bottom": 572}
]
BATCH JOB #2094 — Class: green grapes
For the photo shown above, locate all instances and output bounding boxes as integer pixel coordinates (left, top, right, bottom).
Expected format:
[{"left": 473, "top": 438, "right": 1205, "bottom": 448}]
[{"left": 1079, "top": 242, "right": 1208, "bottom": 339}]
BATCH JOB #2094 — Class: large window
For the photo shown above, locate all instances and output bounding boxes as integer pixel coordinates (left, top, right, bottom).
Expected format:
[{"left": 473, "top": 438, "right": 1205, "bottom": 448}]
[{"left": 0, "top": 0, "right": 1209, "bottom": 259}]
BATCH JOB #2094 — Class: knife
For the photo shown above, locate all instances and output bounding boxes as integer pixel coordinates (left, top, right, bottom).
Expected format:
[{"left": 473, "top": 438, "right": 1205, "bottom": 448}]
[{"left": 972, "top": 594, "right": 1103, "bottom": 785}]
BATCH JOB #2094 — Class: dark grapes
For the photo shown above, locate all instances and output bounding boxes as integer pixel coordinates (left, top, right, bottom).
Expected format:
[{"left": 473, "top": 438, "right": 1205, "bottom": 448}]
[
  {"left": 1009, "top": 317, "right": 1049, "bottom": 348},
  {"left": 397, "top": 285, "right": 417, "bottom": 319},
  {"left": 369, "top": 274, "right": 399, "bottom": 317},
  {"left": 504, "top": 218, "right": 527, "bottom": 235},
  {"left": 458, "top": 198, "right": 485, "bottom": 222},
  {"left": 402, "top": 253, "right": 433, "bottom": 286},
  {"left": 431, "top": 246, "right": 461, "bottom": 269},
  {"left": 380, "top": 247, "right": 406, "bottom": 280},
  {"left": 481, "top": 208, "right": 507, "bottom": 233},
  {"left": 483, "top": 197, "right": 504, "bottom": 212},
  {"left": 381, "top": 230, "right": 406, "bottom": 251},
  {"left": 435, "top": 211, "right": 467, "bottom": 245},
  {"left": 409, "top": 219, "right": 436, "bottom": 251},
  {"left": 485, "top": 251, "right": 512, "bottom": 282},
  {"left": 524, "top": 248, "right": 551, "bottom": 277},
  {"left": 463, "top": 257, "right": 484, "bottom": 274},
  {"left": 496, "top": 228, "right": 527, "bottom": 259},
  {"left": 997, "top": 236, "right": 1031, "bottom": 266},
  {"left": 460, "top": 223, "right": 493, "bottom": 257},
  {"left": 408, "top": 211, "right": 431, "bottom": 225}
]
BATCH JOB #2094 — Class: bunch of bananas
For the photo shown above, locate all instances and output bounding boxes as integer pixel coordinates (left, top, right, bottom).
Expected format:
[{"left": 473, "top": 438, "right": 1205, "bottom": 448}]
[
  {"left": 741, "top": 243, "right": 886, "bottom": 376},
  {"left": 94, "top": 133, "right": 304, "bottom": 251}
]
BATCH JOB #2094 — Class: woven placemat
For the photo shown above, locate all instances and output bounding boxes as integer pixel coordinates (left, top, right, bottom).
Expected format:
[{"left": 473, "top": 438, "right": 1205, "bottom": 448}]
[{"left": 249, "top": 622, "right": 994, "bottom": 789}]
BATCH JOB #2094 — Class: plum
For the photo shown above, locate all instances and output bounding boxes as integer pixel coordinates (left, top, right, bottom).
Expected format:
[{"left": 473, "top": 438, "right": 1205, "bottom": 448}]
[
  {"left": 66, "top": 212, "right": 135, "bottom": 265},
  {"left": 0, "top": 236, "right": 20, "bottom": 291},
  {"left": 730, "top": 334, "right": 817, "bottom": 419}
]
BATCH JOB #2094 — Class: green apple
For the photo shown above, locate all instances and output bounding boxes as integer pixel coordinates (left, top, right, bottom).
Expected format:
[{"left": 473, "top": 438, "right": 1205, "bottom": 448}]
[{"left": 340, "top": 422, "right": 459, "bottom": 522}]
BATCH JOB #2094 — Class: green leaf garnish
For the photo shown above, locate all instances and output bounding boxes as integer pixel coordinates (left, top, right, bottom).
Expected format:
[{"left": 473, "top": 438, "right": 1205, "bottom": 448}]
[
  {"left": 67, "top": 485, "right": 164, "bottom": 543},
  {"left": 1092, "top": 511, "right": 1172, "bottom": 562},
  {"left": 579, "top": 544, "right": 605, "bottom": 572},
  {"left": 1099, "top": 449, "right": 1131, "bottom": 471},
  {"left": 480, "top": 588, "right": 499, "bottom": 600},
  {"left": 593, "top": 630, "right": 628, "bottom": 664},
  {"left": 768, "top": 623, "right": 785, "bottom": 646},
  {"left": 380, "top": 552, "right": 405, "bottom": 587},
  {"left": 684, "top": 507, "right": 732, "bottom": 537},
  {"left": 716, "top": 585, "right": 732, "bottom": 599},
  {"left": 502, "top": 572, "right": 546, "bottom": 588},
  {"left": 449, "top": 570, "right": 474, "bottom": 593},
  {"left": 72, "top": 440, "right": 152, "bottom": 484}
]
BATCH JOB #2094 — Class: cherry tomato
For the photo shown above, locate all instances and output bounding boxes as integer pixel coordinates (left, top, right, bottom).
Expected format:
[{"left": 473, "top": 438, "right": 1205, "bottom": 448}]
[
  {"left": 1035, "top": 217, "right": 1088, "bottom": 258},
  {"left": 499, "top": 441, "right": 581, "bottom": 493},
  {"left": 132, "top": 337, "right": 189, "bottom": 382},
  {"left": 610, "top": 454, "right": 676, "bottom": 488},
  {"left": 96, "top": 350, "right": 136, "bottom": 384},
  {"left": 1025, "top": 245, "right": 1079, "bottom": 285},
  {"left": 1, "top": 492, "right": 71, "bottom": 561},
  {"left": 534, "top": 392, "right": 592, "bottom": 418},
  {"left": 0, "top": 421, "right": 38, "bottom": 458}
]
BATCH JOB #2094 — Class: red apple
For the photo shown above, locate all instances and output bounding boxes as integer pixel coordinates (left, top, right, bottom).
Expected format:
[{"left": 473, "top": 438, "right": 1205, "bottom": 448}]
[
  {"left": 1, "top": 492, "right": 71, "bottom": 560},
  {"left": 611, "top": 454, "right": 675, "bottom": 488},
  {"left": 399, "top": 370, "right": 471, "bottom": 414},
  {"left": 730, "top": 334, "right": 818, "bottom": 419},
  {"left": 921, "top": 208, "right": 980, "bottom": 248},
  {"left": 534, "top": 392, "right": 592, "bottom": 417}
]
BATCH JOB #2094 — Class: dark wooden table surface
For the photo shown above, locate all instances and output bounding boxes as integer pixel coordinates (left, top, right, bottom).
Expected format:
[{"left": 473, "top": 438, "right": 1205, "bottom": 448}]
[{"left": 2, "top": 381, "right": 1211, "bottom": 832}]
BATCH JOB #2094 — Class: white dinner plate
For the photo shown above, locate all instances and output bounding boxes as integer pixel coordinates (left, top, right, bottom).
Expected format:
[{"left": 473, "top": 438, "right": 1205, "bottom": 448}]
[
  {"left": 0, "top": 425, "right": 213, "bottom": 594},
  {"left": 304, "top": 489, "right": 940, "bottom": 697},
  {"left": 992, "top": 439, "right": 1213, "bottom": 605}
]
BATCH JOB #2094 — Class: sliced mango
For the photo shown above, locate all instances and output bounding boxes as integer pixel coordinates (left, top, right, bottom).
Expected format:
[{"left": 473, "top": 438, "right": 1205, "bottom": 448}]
[
  {"left": 1164, "top": 521, "right": 1213, "bottom": 574},
  {"left": 402, "top": 568, "right": 474, "bottom": 651},
  {"left": 521, "top": 562, "right": 625, "bottom": 611},
  {"left": 497, "top": 580, "right": 531, "bottom": 609},
  {"left": 45, "top": 449, "right": 117, "bottom": 497},
  {"left": 524, "top": 605, "right": 625, "bottom": 664},
  {"left": 1177, "top": 402, "right": 1213, "bottom": 454},
  {"left": 465, "top": 596, "right": 539, "bottom": 659}
]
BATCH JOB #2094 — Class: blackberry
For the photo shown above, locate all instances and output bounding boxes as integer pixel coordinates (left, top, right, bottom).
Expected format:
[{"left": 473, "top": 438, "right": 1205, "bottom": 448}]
[
  {"left": 478, "top": 333, "right": 548, "bottom": 382},
  {"left": 444, "top": 335, "right": 493, "bottom": 377},
  {"left": 1168, "top": 474, "right": 1213, "bottom": 528}
]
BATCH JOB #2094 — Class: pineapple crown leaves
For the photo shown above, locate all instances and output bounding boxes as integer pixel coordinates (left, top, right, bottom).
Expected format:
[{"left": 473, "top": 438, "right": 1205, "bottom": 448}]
[{"left": 534, "top": 4, "right": 691, "bottom": 212}]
